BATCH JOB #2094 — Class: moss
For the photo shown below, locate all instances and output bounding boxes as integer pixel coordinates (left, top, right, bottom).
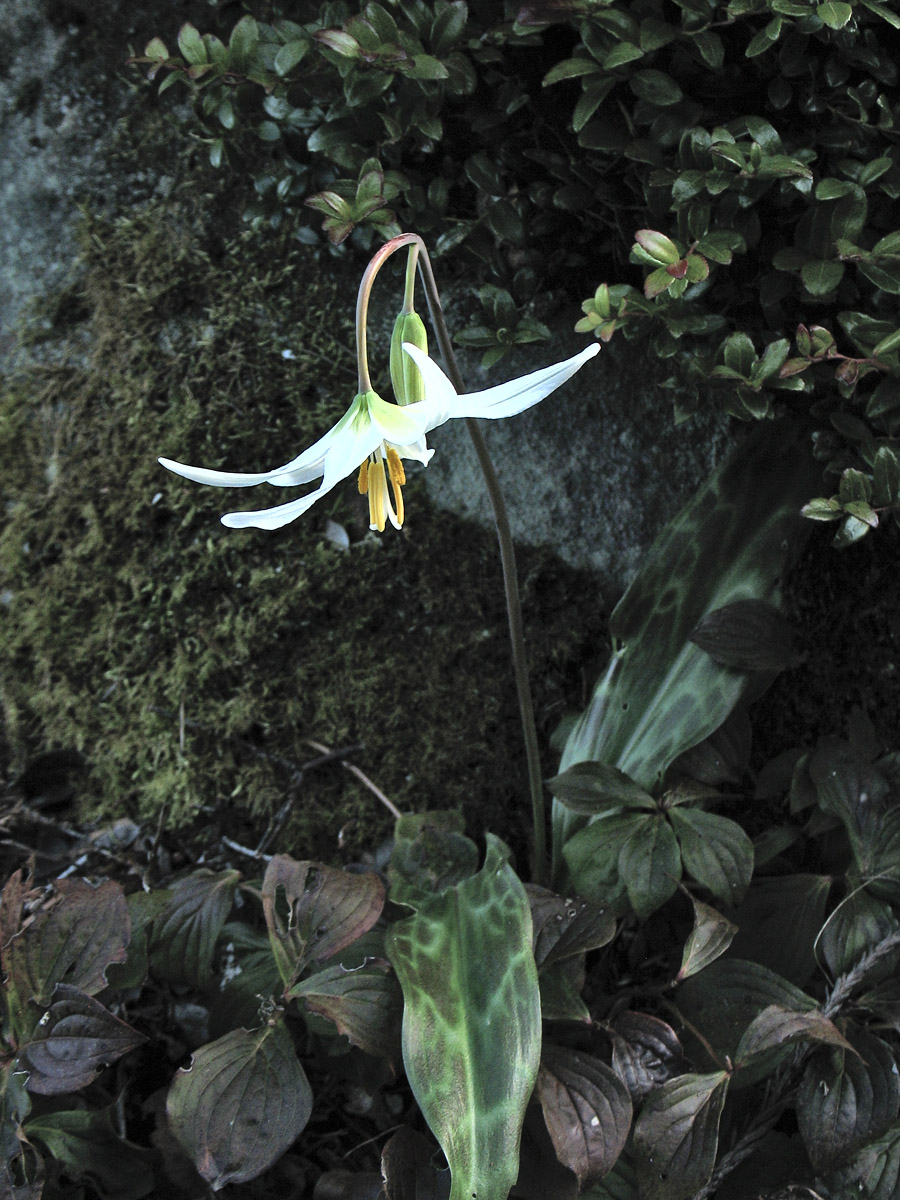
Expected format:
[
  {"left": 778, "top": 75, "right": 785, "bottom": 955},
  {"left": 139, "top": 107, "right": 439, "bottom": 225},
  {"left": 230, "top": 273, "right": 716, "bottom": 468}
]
[{"left": 0, "top": 193, "right": 607, "bottom": 864}]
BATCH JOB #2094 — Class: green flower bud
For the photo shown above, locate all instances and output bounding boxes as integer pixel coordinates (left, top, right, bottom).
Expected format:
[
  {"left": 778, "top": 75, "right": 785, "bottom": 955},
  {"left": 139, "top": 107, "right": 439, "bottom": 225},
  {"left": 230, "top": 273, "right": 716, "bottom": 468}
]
[{"left": 390, "top": 311, "right": 428, "bottom": 406}]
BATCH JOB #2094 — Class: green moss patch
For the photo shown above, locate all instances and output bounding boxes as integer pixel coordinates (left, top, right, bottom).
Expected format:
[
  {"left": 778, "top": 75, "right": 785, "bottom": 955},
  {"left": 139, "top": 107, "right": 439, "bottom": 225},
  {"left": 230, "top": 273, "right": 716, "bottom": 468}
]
[{"left": 0, "top": 196, "right": 606, "bottom": 862}]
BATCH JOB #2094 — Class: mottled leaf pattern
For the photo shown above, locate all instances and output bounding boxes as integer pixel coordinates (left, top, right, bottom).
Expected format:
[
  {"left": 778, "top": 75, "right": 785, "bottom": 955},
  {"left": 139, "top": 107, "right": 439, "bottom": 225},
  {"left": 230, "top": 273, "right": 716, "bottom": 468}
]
[{"left": 386, "top": 836, "right": 541, "bottom": 1200}]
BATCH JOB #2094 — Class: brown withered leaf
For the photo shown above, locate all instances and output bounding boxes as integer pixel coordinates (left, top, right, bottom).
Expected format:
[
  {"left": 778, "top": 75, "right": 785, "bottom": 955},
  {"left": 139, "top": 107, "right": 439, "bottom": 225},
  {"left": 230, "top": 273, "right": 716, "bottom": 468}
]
[
  {"left": 689, "top": 599, "right": 803, "bottom": 672},
  {"left": 538, "top": 1044, "right": 632, "bottom": 1186},
  {"left": 23, "top": 983, "right": 145, "bottom": 1095},
  {"left": 262, "top": 856, "right": 385, "bottom": 990}
]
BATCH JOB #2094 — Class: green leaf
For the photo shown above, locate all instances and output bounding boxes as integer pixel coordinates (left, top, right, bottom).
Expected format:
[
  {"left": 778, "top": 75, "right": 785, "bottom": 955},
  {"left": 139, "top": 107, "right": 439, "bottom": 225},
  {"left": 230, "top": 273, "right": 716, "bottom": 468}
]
[
  {"left": 669, "top": 808, "right": 753, "bottom": 907},
  {"left": 24, "top": 1107, "right": 154, "bottom": 1199},
  {"left": 745, "top": 17, "right": 782, "bottom": 56},
  {"left": 554, "top": 425, "right": 819, "bottom": 881},
  {"left": 603, "top": 42, "right": 643, "bottom": 69},
  {"left": 526, "top": 885, "right": 617, "bottom": 968},
  {"left": 538, "top": 1045, "right": 632, "bottom": 1187},
  {"left": 633, "top": 1072, "right": 729, "bottom": 1200},
  {"left": 677, "top": 899, "right": 738, "bottom": 981},
  {"left": 167, "top": 1021, "right": 312, "bottom": 1190},
  {"left": 546, "top": 761, "right": 656, "bottom": 814},
  {"left": 823, "top": 1122, "right": 900, "bottom": 1199},
  {"left": 543, "top": 57, "right": 600, "bottom": 86},
  {"left": 677, "top": 959, "right": 816, "bottom": 1061},
  {"left": 386, "top": 836, "right": 541, "bottom": 1200},
  {"left": 228, "top": 15, "right": 259, "bottom": 71},
  {"left": 689, "top": 598, "right": 801, "bottom": 672},
  {"left": 817, "top": 1, "right": 853, "bottom": 27},
  {"left": 802, "top": 497, "right": 843, "bottom": 521},
  {"left": 177, "top": 23, "right": 208, "bottom": 65},
  {"left": 729, "top": 874, "right": 831, "bottom": 987},
  {"left": 802, "top": 259, "right": 845, "bottom": 295},
  {"left": 820, "top": 888, "right": 900, "bottom": 978},
  {"left": 261, "top": 855, "right": 385, "bottom": 990},
  {"left": 629, "top": 69, "right": 683, "bottom": 106},
  {"left": 873, "top": 446, "right": 900, "bottom": 507},
  {"left": 274, "top": 39, "right": 308, "bottom": 76},
  {"left": 798, "top": 1030, "right": 900, "bottom": 1171},
  {"left": 149, "top": 868, "right": 239, "bottom": 987},
  {"left": 618, "top": 814, "right": 681, "bottom": 919}
]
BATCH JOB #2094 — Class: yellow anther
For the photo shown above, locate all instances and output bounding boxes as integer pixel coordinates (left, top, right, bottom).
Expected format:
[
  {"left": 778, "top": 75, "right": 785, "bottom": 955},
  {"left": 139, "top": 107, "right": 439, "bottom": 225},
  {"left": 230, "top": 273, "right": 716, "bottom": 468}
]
[
  {"left": 357, "top": 460, "right": 369, "bottom": 495},
  {"left": 386, "top": 447, "right": 406, "bottom": 486},
  {"left": 368, "top": 459, "right": 387, "bottom": 531}
]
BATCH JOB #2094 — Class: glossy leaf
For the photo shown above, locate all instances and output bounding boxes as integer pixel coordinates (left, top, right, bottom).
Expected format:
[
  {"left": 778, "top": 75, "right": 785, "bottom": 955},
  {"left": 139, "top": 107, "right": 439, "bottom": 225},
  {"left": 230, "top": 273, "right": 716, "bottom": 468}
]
[
  {"left": 149, "top": 869, "right": 239, "bottom": 987},
  {"left": 677, "top": 899, "right": 737, "bottom": 981},
  {"left": 262, "top": 855, "right": 384, "bottom": 989},
  {"left": 525, "top": 884, "right": 616, "bottom": 969},
  {"left": 22, "top": 984, "right": 144, "bottom": 1095},
  {"left": 538, "top": 1044, "right": 632, "bottom": 1186},
  {"left": 386, "top": 836, "right": 541, "bottom": 1200},
  {"left": 546, "top": 761, "right": 656, "bottom": 814},
  {"left": 798, "top": 1030, "right": 900, "bottom": 1171},
  {"left": 669, "top": 808, "right": 753, "bottom": 906},
  {"left": 618, "top": 814, "right": 681, "bottom": 919},
  {"left": 633, "top": 1071, "right": 729, "bottom": 1200},
  {"left": 167, "top": 1020, "right": 312, "bottom": 1190}
]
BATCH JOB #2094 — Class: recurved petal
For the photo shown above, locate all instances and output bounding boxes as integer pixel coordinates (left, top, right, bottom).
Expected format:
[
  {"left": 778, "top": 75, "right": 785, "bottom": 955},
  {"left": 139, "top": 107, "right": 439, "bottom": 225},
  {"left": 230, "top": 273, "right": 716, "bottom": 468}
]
[
  {"left": 158, "top": 458, "right": 279, "bottom": 488},
  {"left": 453, "top": 343, "right": 600, "bottom": 419},
  {"left": 221, "top": 404, "right": 384, "bottom": 530}
]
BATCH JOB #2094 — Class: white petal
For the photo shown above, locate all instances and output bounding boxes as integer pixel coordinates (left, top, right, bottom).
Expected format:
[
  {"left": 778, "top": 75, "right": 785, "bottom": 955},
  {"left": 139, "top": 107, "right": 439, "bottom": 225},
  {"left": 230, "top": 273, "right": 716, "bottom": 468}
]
[
  {"left": 159, "top": 457, "right": 278, "bottom": 488},
  {"left": 389, "top": 435, "right": 434, "bottom": 467},
  {"left": 221, "top": 408, "right": 383, "bottom": 530},
  {"left": 401, "top": 343, "right": 458, "bottom": 428},
  {"left": 453, "top": 343, "right": 599, "bottom": 419}
]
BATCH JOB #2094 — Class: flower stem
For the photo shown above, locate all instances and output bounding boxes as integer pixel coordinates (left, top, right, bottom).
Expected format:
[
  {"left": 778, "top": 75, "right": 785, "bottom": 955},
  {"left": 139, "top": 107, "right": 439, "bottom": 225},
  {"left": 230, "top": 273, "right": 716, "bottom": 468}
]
[{"left": 356, "top": 233, "right": 548, "bottom": 885}]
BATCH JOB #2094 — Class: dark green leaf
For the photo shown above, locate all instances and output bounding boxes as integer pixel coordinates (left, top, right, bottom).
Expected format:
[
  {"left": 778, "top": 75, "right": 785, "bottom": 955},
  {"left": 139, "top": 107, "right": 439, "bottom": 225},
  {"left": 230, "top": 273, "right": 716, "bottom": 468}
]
[
  {"left": 820, "top": 888, "right": 900, "bottom": 978},
  {"left": 619, "top": 814, "right": 681, "bottom": 919},
  {"left": 689, "top": 598, "right": 801, "bottom": 672},
  {"left": 610, "top": 1012, "right": 687, "bottom": 1101},
  {"left": 24, "top": 1107, "right": 155, "bottom": 1199},
  {"left": 167, "top": 1021, "right": 312, "bottom": 1190},
  {"left": 538, "top": 1044, "right": 632, "bottom": 1186},
  {"left": 633, "top": 1071, "right": 729, "bottom": 1200},
  {"left": 546, "top": 761, "right": 656, "bottom": 814},
  {"left": 824, "top": 1123, "right": 900, "bottom": 1200},
  {"left": 735, "top": 1004, "right": 853, "bottom": 1067},
  {"left": 798, "top": 1029, "right": 900, "bottom": 1171},
  {"left": 669, "top": 808, "right": 753, "bottom": 906},
  {"left": 525, "top": 884, "right": 616, "bottom": 968},
  {"left": 149, "top": 868, "right": 239, "bottom": 987},
  {"left": 629, "top": 69, "right": 683, "bottom": 106},
  {"left": 288, "top": 959, "right": 402, "bottom": 1060},
  {"left": 729, "top": 874, "right": 830, "bottom": 987},
  {"left": 381, "top": 1126, "right": 451, "bottom": 1200},
  {"left": 802, "top": 259, "right": 845, "bottom": 295}
]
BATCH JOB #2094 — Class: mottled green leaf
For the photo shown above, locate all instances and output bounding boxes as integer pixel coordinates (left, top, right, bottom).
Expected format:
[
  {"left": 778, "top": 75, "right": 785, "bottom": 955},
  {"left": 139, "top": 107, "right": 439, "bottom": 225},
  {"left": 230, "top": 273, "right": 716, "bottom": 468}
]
[
  {"left": 633, "top": 1071, "right": 729, "bottom": 1200},
  {"left": 386, "top": 836, "right": 541, "bottom": 1200},
  {"left": 798, "top": 1030, "right": 900, "bottom": 1171},
  {"left": 538, "top": 1044, "right": 632, "bottom": 1186},
  {"left": 167, "top": 1021, "right": 312, "bottom": 1190}
]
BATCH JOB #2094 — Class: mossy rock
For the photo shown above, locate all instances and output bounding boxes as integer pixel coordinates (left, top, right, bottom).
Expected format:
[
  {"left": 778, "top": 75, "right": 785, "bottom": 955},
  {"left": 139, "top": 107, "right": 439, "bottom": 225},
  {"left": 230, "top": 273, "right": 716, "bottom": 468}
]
[{"left": 0, "top": 194, "right": 606, "bottom": 863}]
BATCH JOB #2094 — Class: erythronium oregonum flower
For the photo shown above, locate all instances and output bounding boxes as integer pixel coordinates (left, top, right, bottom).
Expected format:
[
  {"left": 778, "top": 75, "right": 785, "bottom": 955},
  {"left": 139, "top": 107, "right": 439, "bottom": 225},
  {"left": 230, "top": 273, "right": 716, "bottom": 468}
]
[{"left": 158, "top": 341, "right": 599, "bottom": 532}]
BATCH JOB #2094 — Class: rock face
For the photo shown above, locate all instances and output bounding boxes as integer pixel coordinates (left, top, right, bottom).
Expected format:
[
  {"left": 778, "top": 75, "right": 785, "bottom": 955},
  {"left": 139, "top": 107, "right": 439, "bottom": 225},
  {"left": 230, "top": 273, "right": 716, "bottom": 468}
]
[
  {"left": 422, "top": 334, "right": 733, "bottom": 588},
  {"left": 0, "top": 0, "right": 734, "bottom": 593}
]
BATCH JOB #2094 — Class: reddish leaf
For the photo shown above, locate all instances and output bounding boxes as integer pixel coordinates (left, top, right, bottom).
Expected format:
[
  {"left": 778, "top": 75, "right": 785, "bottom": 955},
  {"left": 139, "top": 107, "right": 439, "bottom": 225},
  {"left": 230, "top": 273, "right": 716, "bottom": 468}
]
[
  {"left": 735, "top": 1004, "right": 854, "bottom": 1068},
  {"left": 633, "top": 1071, "right": 729, "bottom": 1200},
  {"left": 289, "top": 958, "right": 402, "bottom": 1061},
  {"left": 167, "top": 1020, "right": 312, "bottom": 1190},
  {"left": 677, "top": 899, "right": 737, "bottom": 982},
  {"left": 610, "top": 1013, "right": 688, "bottom": 1102},
  {"left": 4, "top": 879, "right": 129, "bottom": 1043},
  {"left": 23, "top": 984, "right": 145, "bottom": 1095},
  {"left": 262, "top": 856, "right": 384, "bottom": 989},
  {"left": 538, "top": 1044, "right": 632, "bottom": 1185}
]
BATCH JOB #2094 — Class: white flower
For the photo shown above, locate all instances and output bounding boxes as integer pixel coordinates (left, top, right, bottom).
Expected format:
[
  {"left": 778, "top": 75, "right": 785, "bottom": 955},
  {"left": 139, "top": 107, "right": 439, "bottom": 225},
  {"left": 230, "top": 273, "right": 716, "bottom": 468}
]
[{"left": 158, "top": 342, "right": 599, "bottom": 532}]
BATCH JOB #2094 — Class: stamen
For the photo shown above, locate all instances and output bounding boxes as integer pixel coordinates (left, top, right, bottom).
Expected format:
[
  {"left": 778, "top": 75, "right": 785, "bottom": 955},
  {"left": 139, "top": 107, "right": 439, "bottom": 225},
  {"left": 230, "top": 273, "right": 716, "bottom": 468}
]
[
  {"left": 386, "top": 447, "right": 406, "bottom": 486},
  {"left": 357, "top": 460, "right": 369, "bottom": 495},
  {"left": 369, "top": 459, "right": 387, "bottom": 532}
]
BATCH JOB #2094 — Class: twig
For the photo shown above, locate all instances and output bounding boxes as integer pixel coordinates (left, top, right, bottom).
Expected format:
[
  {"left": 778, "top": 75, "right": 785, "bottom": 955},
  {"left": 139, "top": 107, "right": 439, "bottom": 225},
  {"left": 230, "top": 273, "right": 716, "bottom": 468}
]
[{"left": 304, "top": 739, "right": 402, "bottom": 820}]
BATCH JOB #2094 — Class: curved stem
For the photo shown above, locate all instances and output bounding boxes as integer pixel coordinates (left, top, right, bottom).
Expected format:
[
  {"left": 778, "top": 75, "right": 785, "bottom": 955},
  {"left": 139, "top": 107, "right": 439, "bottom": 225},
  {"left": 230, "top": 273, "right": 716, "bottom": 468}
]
[{"left": 355, "top": 232, "right": 548, "bottom": 884}]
